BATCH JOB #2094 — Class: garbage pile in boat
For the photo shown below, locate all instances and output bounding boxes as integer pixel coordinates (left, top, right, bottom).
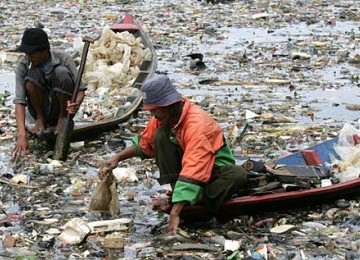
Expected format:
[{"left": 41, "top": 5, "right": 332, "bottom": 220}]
[{"left": 72, "top": 26, "right": 151, "bottom": 122}]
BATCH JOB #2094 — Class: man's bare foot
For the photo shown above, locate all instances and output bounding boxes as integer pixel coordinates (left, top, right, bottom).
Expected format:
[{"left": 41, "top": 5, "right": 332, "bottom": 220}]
[{"left": 31, "top": 119, "right": 45, "bottom": 134}]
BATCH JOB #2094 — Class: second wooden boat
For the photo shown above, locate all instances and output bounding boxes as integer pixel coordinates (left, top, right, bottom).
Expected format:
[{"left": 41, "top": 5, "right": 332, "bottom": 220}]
[{"left": 159, "top": 137, "right": 360, "bottom": 222}]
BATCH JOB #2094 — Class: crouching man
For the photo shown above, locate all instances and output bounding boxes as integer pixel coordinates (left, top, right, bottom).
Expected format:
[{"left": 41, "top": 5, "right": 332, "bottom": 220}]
[{"left": 99, "top": 75, "right": 248, "bottom": 234}]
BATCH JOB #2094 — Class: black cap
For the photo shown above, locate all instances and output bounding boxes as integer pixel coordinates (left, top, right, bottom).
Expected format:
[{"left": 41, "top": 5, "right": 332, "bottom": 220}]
[{"left": 16, "top": 28, "right": 50, "bottom": 54}]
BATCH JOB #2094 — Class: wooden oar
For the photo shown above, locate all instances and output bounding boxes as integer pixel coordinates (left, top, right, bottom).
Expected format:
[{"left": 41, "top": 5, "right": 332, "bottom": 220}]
[{"left": 54, "top": 36, "right": 94, "bottom": 161}]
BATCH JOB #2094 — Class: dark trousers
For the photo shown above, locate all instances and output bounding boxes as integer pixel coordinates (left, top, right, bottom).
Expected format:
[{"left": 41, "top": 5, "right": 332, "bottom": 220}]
[
  {"left": 154, "top": 127, "right": 248, "bottom": 212},
  {"left": 25, "top": 65, "right": 75, "bottom": 126}
]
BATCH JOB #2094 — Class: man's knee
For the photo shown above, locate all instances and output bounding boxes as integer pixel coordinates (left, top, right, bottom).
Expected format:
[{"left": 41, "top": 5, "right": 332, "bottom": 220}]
[
  {"left": 52, "top": 66, "right": 75, "bottom": 94},
  {"left": 24, "top": 80, "right": 36, "bottom": 91},
  {"left": 53, "top": 66, "right": 72, "bottom": 85},
  {"left": 53, "top": 65, "right": 70, "bottom": 75},
  {"left": 229, "top": 165, "right": 249, "bottom": 188}
]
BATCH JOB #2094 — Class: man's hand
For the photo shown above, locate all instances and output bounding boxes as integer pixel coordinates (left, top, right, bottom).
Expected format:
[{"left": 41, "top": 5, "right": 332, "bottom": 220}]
[
  {"left": 98, "top": 155, "right": 120, "bottom": 180},
  {"left": 168, "top": 202, "right": 186, "bottom": 234},
  {"left": 12, "top": 134, "right": 29, "bottom": 161},
  {"left": 66, "top": 100, "right": 80, "bottom": 115},
  {"left": 97, "top": 146, "right": 139, "bottom": 180}
]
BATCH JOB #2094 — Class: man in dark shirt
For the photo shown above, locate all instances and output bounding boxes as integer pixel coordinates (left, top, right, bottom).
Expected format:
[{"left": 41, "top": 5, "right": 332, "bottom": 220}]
[{"left": 12, "top": 28, "right": 86, "bottom": 159}]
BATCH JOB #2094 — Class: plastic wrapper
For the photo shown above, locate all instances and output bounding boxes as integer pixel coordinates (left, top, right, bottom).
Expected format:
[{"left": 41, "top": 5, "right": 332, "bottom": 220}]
[
  {"left": 332, "top": 123, "right": 360, "bottom": 182},
  {"left": 333, "top": 123, "right": 360, "bottom": 164},
  {"left": 78, "top": 26, "right": 151, "bottom": 94},
  {"left": 89, "top": 174, "right": 120, "bottom": 218}
]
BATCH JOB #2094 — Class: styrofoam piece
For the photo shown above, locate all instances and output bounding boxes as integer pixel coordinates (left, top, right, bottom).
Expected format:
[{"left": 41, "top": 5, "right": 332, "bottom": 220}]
[
  {"left": 88, "top": 218, "right": 131, "bottom": 233},
  {"left": 58, "top": 218, "right": 91, "bottom": 245},
  {"left": 112, "top": 167, "right": 138, "bottom": 182}
]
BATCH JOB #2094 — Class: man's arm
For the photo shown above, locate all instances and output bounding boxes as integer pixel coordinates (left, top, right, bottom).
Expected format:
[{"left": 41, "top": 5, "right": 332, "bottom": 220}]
[
  {"left": 15, "top": 103, "right": 26, "bottom": 136},
  {"left": 76, "top": 90, "right": 85, "bottom": 106},
  {"left": 12, "top": 103, "right": 29, "bottom": 159},
  {"left": 12, "top": 58, "right": 31, "bottom": 159},
  {"left": 67, "top": 90, "right": 85, "bottom": 115},
  {"left": 169, "top": 202, "right": 187, "bottom": 234}
]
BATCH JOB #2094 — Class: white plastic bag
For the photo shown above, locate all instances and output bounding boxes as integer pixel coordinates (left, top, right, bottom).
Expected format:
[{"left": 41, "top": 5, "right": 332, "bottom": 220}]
[
  {"left": 333, "top": 123, "right": 360, "bottom": 182},
  {"left": 333, "top": 123, "right": 360, "bottom": 164}
]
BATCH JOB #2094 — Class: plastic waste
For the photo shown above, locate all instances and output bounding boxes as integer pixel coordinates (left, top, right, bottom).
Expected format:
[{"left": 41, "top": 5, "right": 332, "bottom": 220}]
[
  {"left": 88, "top": 218, "right": 131, "bottom": 233},
  {"left": 321, "top": 179, "right": 332, "bottom": 187},
  {"left": 89, "top": 173, "right": 120, "bottom": 218},
  {"left": 332, "top": 123, "right": 360, "bottom": 182},
  {"left": 58, "top": 218, "right": 91, "bottom": 245},
  {"left": 112, "top": 167, "right": 138, "bottom": 182},
  {"left": 253, "top": 244, "right": 268, "bottom": 260}
]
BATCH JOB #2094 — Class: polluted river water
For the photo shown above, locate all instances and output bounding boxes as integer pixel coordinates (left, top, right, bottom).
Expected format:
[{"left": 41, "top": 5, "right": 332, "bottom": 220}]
[{"left": 1, "top": 0, "right": 360, "bottom": 259}]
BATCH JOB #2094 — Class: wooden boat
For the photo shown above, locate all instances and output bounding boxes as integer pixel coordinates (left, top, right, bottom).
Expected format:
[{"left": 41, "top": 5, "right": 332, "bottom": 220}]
[
  {"left": 162, "top": 137, "right": 360, "bottom": 222},
  {"left": 25, "top": 14, "right": 157, "bottom": 142}
]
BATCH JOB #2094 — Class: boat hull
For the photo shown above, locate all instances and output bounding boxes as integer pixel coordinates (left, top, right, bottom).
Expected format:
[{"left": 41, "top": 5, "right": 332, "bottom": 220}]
[
  {"left": 179, "top": 177, "right": 360, "bottom": 222},
  {"left": 164, "top": 138, "right": 360, "bottom": 222}
]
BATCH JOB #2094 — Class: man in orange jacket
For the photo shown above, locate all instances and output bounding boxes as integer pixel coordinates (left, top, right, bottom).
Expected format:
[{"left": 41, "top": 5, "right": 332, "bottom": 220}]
[{"left": 99, "top": 75, "right": 248, "bottom": 234}]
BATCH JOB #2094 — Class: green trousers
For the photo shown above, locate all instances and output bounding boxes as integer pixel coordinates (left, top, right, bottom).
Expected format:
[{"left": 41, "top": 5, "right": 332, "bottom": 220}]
[{"left": 154, "top": 127, "right": 248, "bottom": 212}]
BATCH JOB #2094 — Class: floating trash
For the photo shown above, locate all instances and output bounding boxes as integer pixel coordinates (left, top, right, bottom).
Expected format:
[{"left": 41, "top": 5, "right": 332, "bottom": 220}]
[
  {"left": 1, "top": 0, "right": 360, "bottom": 259},
  {"left": 58, "top": 218, "right": 91, "bottom": 245}
]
